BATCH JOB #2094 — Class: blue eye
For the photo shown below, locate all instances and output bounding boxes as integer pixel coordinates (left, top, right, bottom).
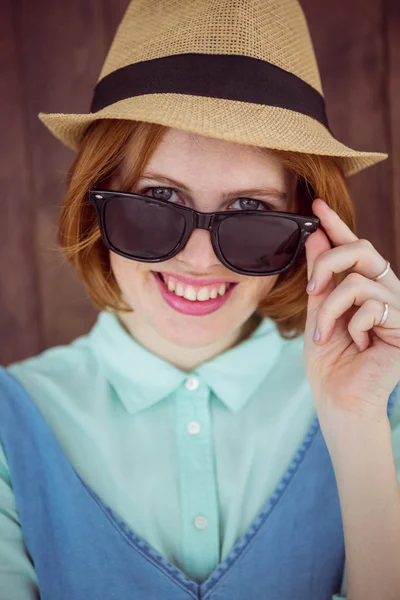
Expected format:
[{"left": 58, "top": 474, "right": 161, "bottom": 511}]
[
  {"left": 140, "top": 187, "right": 273, "bottom": 211},
  {"left": 141, "top": 187, "right": 175, "bottom": 202},
  {"left": 231, "top": 198, "right": 272, "bottom": 211}
]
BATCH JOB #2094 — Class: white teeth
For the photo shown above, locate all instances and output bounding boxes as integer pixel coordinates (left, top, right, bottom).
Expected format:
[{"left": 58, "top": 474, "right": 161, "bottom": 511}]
[
  {"left": 175, "top": 282, "right": 185, "bottom": 297},
  {"left": 160, "top": 273, "right": 232, "bottom": 302},
  {"left": 197, "top": 287, "right": 210, "bottom": 301},
  {"left": 183, "top": 285, "right": 197, "bottom": 301}
]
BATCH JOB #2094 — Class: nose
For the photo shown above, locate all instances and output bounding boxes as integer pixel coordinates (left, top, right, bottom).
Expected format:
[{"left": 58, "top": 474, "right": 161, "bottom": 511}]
[{"left": 175, "top": 228, "right": 222, "bottom": 272}]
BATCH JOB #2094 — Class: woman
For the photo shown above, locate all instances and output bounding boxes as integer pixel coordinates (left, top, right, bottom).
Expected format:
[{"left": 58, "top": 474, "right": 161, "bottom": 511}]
[{"left": 1, "top": 0, "right": 400, "bottom": 598}]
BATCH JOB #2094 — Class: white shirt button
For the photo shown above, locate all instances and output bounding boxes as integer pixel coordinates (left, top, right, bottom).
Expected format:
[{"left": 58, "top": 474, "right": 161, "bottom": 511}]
[
  {"left": 185, "top": 376, "right": 199, "bottom": 391},
  {"left": 193, "top": 515, "right": 208, "bottom": 529},
  {"left": 187, "top": 421, "right": 201, "bottom": 435}
]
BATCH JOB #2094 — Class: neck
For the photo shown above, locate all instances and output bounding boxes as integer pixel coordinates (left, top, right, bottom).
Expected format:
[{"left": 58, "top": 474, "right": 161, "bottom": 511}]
[{"left": 115, "top": 312, "right": 262, "bottom": 372}]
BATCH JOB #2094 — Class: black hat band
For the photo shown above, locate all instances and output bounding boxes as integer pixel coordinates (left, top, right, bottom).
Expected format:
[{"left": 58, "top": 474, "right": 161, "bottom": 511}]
[{"left": 90, "top": 53, "right": 331, "bottom": 131}]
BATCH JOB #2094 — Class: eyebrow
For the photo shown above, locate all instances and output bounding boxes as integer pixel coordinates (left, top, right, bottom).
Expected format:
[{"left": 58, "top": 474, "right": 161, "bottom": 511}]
[{"left": 139, "top": 171, "right": 288, "bottom": 205}]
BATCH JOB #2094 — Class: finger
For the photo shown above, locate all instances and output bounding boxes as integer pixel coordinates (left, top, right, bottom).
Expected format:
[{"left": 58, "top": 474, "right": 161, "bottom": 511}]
[
  {"left": 348, "top": 299, "right": 400, "bottom": 352},
  {"left": 307, "top": 238, "right": 399, "bottom": 297},
  {"left": 304, "top": 219, "right": 336, "bottom": 340},
  {"left": 313, "top": 272, "right": 399, "bottom": 345},
  {"left": 311, "top": 198, "right": 359, "bottom": 246}
]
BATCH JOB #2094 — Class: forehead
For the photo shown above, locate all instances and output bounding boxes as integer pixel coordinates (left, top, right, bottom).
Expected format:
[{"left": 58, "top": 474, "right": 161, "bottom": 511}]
[{"left": 124, "top": 127, "right": 294, "bottom": 190}]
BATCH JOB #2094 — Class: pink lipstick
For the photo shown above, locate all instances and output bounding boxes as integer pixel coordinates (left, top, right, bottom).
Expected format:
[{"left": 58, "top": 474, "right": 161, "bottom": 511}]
[{"left": 152, "top": 272, "right": 237, "bottom": 316}]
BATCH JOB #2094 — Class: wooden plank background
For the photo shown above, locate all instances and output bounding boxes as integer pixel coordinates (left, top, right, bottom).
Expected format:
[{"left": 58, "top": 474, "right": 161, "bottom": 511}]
[{"left": 0, "top": 0, "right": 398, "bottom": 365}]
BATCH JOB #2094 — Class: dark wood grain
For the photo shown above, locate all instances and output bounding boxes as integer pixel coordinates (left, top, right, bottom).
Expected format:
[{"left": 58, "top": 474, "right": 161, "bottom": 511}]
[
  {"left": 387, "top": 0, "right": 400, "bottom": 277},
  {"left": 13, "top": 0, "right": 112, "bottom": 349},
  {"left": 0, "top": 0, "right": 42, "bottom": 364}
]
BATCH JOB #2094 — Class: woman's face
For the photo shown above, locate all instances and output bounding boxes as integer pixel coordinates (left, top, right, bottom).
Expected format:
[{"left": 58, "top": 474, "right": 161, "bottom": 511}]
[{"left": 109, "top": 128, "right": 297, "bottom": 351}]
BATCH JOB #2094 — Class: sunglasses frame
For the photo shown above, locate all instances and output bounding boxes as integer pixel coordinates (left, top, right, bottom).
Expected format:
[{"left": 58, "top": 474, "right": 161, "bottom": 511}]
[{"left": 88, "top": 188, "right": 320, "bottom": 277}]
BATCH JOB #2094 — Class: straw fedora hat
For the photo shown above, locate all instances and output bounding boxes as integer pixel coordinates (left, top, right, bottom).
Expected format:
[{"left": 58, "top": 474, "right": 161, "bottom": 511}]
[{"left": 38, "top": 0, "right": 388, "bottom": 177}]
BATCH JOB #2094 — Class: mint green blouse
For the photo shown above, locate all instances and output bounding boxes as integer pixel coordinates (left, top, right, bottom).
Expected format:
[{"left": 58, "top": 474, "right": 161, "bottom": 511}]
[{"left": 1, "top": 310, "right": 400, "bottom": 599}]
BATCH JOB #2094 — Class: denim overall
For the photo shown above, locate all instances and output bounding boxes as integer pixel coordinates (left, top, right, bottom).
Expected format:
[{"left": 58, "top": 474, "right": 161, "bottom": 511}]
[{"left": 0, "top": 365, "right": 398, "bottom": 600}]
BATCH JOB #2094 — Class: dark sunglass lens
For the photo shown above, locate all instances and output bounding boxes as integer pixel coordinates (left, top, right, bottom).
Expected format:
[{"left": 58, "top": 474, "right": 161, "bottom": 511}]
[
  {"left": 218, "top": 214, "right": 300, "bottom": 273},
  {"left": 104, "top": 195, "right": 186, "bottom": 259}
]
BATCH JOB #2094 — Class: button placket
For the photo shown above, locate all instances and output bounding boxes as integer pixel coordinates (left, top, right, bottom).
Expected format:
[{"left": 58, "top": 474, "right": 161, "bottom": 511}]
[
  {"left": 175, "top": 380, "right": 220, "bottom": 580},
  {"left": 185, "top": 377, "right": 202, "bottom": 437}
]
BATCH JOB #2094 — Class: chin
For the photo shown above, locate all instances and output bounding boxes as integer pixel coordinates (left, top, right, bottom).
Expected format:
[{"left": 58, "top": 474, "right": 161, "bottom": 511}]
[{"left": 153, "top": 310, "right": 238, "bottom": 349}]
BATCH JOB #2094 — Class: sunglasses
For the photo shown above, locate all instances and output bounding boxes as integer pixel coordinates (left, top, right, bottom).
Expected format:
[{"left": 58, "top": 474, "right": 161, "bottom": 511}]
[{"left": 88, "top": 189, "right": 320, "bottom": 277}]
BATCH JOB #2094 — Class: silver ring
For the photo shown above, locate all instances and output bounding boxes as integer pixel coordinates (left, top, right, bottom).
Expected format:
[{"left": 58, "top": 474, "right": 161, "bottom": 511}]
[
  {"left": 373, "top": 260, "right": 390, "bottom": 281},
  {"left": 378, "top": 302, "right": 389, "bottom": 326}
]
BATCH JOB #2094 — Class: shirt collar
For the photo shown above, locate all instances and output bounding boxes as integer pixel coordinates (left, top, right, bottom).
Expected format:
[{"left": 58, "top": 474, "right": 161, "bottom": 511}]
[{"left": 88, "top": 310, "right": 288, "bottom": 415}]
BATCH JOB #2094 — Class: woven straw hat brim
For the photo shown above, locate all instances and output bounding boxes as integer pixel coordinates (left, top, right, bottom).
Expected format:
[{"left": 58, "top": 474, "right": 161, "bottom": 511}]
[{"left": 39, "top": 94, "right": 387, "bottom": 178}]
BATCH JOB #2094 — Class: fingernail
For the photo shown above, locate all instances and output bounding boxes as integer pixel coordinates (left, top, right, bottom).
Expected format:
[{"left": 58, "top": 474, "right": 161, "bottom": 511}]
[
  {"left": 307, "top": 276, "right": 316, "bottom": 292},
  {"left": 313, "top": 327, "right": 320, "bottom": 342}
]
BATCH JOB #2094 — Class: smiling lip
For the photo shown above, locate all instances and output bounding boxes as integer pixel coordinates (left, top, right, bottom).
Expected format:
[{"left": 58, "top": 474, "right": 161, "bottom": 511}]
[
  {"left": 152, "top": 272, "right": 237, "bottom": 316},
  {"left": 157, "top": 271, "right": 238, "bottom": 287}
]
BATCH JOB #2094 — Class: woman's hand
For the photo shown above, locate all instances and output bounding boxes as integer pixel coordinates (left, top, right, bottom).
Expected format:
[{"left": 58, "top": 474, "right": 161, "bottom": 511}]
[{"left": 303, "top": 198, "right": 400, "bottom": 431}]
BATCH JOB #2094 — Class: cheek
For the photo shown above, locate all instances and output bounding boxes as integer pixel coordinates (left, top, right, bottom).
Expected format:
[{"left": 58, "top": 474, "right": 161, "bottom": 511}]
[
  {"left": 110, "top": 252, "right": 146, "bottom": 297},
  {"left": 245, "top": 275, "right": 279, "bottom": 302}
]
